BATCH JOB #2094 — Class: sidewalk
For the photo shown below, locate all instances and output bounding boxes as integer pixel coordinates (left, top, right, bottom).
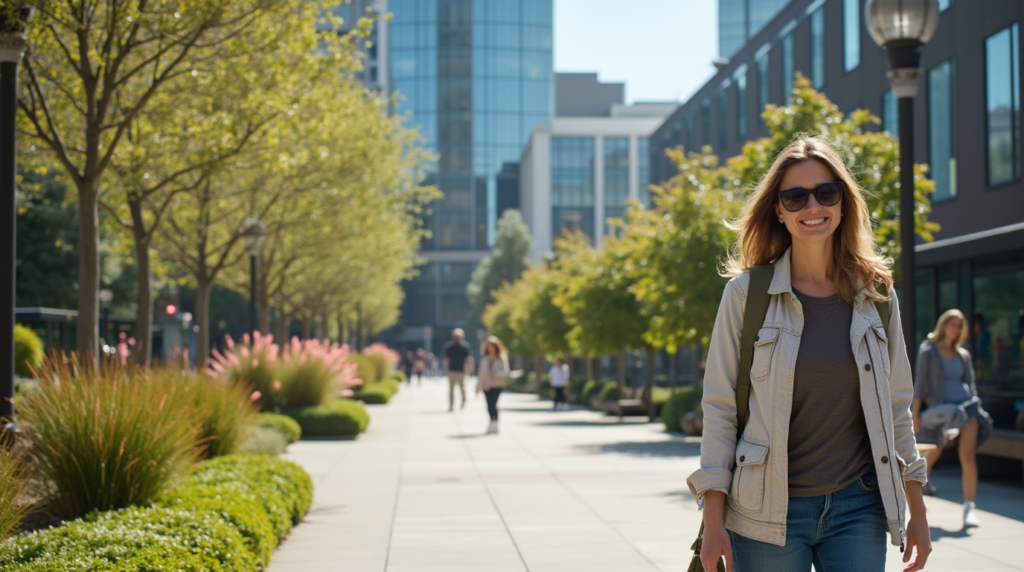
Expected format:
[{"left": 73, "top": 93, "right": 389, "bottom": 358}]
[{"left": 268, "top": 377, "right": 1024, "bottom": 572}]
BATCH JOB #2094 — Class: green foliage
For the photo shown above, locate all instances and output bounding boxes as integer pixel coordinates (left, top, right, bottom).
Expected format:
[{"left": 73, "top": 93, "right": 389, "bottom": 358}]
[
  {"left": 581, "top": 380, "right": 611, "bottom": 405},
  {"left": 13, "top": 325, "right": 43, "bottom": 378},
  {"left": 256, "top": 413, "right": 302, "bottom": 444},
  {"left": 17, "top": 358, "right": 201, "bottom": 520},
  {"left": 180, "top": 373, "right": 258, "bottom": 460},
  {"left": 466, "top": 209, "right": 534, "bottom": 337},
  {"left": 599, "top": 381, "right": 624, "bottom": 403},
  {"left": 568, "top": 377, "right": 589, "bottom": 400},
  {"left": 14, "top": 169, "right": 79, "bottom": 311},
  {"left": 379, "top": 379, "right": 400, "bottom": 395},
  {"left": 239, "top": 427, "right": 288, "bottom": 457},
  {"left": 362, "top": 353, "right": 392, "bottom": 385},
  {"left": 0, "top": 455, "right": 312, "bottom": 571},
  {"left": 354, "top": 385, "right": 393, "bottom": 404},
  {"left": 0, "top": 447, "right": 28, "bottom": 540},
  {"left": 283, "top": 400, "right": 370, "bottom": 437},
  {"left": 661, "top": 387, "right": 701, "bottom": 432},
  {"left": 391, "top": 371, "right": 406, "bottom": 382},
  {"left": 348, "top": 353, "right": 379, "bottom": 385}
]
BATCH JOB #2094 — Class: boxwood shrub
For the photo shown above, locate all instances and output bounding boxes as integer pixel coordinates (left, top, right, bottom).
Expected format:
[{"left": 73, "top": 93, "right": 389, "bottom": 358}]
[
  {"left": 661, "top": 387, "right": 701, "bottom": 432},
  {"left": 13, "top": 325, "right": 42, "bottom": 378},
  {"left": 0, "top": 455, "right": 312, "bottom": 571},
  {"left": 257, "top": 413, "right": 302, "bottom": 444},
  {"left": 283, "top": 399, "right": 370, "bottom": 437},
  {"left": 354, "top": 385, "right": 392, "bottom": 405}
]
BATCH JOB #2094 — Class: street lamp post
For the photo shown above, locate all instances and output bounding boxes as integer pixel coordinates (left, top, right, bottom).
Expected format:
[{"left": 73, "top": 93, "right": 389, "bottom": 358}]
[
  {"left": 865, "top": 0, "right": 940, "bottom": 363},
  {"left": 1, "top": 6, "right": 32, "bottom": 433},
  {"left": 241, "top": 216, "right": 267, "bottom": 339}
]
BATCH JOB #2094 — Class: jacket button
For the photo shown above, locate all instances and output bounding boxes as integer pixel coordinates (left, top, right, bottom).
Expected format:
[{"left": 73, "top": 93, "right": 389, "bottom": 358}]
[
  {"left": 865, "top": 364, "right": 872, "bottom": 371},
  {"left": 881, "top": 456, "right": 889, "bottom": 464},
  {"left": 754, "top": 335, "right": 759, "bottom": 342},
  {"left": 739, "top": 455, "right": 746, "bottom": 462}
]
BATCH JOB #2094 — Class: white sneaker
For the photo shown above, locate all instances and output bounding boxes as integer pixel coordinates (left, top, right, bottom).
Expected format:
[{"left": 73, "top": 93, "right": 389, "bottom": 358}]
[
  {"left": 963, "top": 502, "right": 980, "bottom": 527},
  {"left": 486, "top": 421, "right": 497, "bottom": 434}
]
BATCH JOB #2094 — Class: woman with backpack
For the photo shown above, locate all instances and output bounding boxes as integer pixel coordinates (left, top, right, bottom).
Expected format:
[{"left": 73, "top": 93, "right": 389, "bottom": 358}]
[{"left": 688, "top": 136, "right": 931, "bottom": 572}]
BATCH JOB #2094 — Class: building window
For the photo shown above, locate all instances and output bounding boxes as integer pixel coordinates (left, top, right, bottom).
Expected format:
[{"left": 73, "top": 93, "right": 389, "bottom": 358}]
[
  {"left": 604, "top": 137, "right": 629, "bottom": 235},
  {"left": 701, "top": 100, "right": 711, "bottom": 145},
  {"left": 844, "top": 0, "right": 860, "bottom": 72},
  {"left": 735, "top": 66, "right": 747, "bottom": 139},
  {"left": 718, "top": 87, "right": 728, "bottom": 151},
  {"left": 938, "top": 0, "right": 953, "bottom": 11},
  {"left": 985, "top": 23, "right": 1021, "bottom": 186},
  {"left": 882, "top": 90, "right": 898, "bottom": 139},
  {"left": 928, "top": 60, "right": 956, "bottom": 201},
  {"left": 757, "top": 51, "right": 769, "bottom": 122},
  {"left": 971, "top": 251, "right": 1024, "bottom": 392},
  {"left": 685, "top": 115, "right": 695, "bottom": 153},
  {"left": 638, "top": 138, "right": 650, "bottom": 206},
  {"left": 782, "top": 31, "right": 794, "bottom": 98},
  {"left": 811, "top": 7, "right": 825, "bottom": 89},
  {"left": 551, "top": 137, "right": 595, "bottom": 241}
]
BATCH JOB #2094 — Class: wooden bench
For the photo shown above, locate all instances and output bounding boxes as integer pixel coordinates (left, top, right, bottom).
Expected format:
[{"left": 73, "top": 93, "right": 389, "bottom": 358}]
[
  {"left": 604, "top": 398, "right": 648, "bottom": 419},
  {"left": 978, "top": 429, "right": 1024, "bottom": 480}
]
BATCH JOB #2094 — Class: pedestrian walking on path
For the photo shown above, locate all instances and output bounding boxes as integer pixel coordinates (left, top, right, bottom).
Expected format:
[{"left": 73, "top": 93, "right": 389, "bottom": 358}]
[
  {"left": 913, "top": 309, "right": 994, "bottom": 528},
  {"left": 443, "top": 329, "right": 473, "bottom": 411},
  {"left": 549, "top": 357, "right": 569, "bottom": 410},
  {"left": 688, "top": 136, "right": 931, "bottom": 572},
  {"left": 476, "top": 336, "right": 509, "bottom": 434}
]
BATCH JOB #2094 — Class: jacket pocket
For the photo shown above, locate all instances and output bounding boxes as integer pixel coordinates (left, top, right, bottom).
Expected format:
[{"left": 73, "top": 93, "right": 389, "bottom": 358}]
[
  {"left": 750, "top": 327, "right": 779, "bottom": 382},
  {"left": 730, "top": 438, "right": 769, "bottom": 514},
  {"left": 871, "top": 325, "right": 891, "bottom": 377}
]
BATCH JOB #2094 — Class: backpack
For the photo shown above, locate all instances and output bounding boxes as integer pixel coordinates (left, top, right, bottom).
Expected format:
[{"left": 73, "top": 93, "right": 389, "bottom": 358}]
[{"left": 687, "top": 264, "right": 891, "bottom": 572}]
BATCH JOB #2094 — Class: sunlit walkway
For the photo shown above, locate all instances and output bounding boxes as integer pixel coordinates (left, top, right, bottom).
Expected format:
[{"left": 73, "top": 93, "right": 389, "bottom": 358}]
[{"left": 268, "top": 377, "right": 1024, "bottom": 572}]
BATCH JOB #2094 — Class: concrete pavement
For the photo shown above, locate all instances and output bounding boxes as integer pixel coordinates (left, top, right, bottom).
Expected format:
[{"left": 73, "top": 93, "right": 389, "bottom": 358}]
[{"left": 268, "top": 377, "right": 1024, "bottom": 572}]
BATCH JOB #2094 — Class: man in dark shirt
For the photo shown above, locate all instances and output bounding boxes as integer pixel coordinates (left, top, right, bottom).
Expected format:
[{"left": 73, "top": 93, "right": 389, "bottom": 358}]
[{"left": 442, "top": 328, "right": 474, "bottom": 411}]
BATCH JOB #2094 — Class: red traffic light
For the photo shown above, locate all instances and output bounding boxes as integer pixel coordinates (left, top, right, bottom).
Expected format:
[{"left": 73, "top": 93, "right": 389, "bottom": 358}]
[{"left": 165, "top": 304, "right": 177, "bottom": 315}]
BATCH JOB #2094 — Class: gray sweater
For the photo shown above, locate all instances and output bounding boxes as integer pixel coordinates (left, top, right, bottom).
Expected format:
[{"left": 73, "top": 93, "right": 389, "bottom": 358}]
[{"left": 913, "top": 339, "right": 976, "bottom": 408}]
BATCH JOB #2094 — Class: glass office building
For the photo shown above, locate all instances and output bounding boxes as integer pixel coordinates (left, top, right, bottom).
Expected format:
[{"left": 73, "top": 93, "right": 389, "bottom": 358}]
[
  {"left": 389, "top": 0, "right": 553, "bottom": 346},
  {"left": 719, "top": 0, "right": 791, "bottom": 59}
]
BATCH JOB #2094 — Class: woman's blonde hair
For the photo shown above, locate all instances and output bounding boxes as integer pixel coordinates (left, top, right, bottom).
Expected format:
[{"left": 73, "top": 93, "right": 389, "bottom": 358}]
[
  {"left": 484, "top": 336, "right": 507, "bottom": 357},
  {"left": 723, "top": 135, "right": 893, "bottom": 302},
  {"left": 931, "top": 309, "right": 968, "bottom": 348}
]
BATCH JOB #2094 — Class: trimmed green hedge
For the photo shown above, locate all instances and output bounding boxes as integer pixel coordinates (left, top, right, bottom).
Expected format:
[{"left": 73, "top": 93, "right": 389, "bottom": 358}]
[
  {"left": 0, "top": 455, "right": 312, "bottom": 571},
  {"left": 283, "top": 399, "right": 370, "bottom": 436},
  {"left": 661, "top": 387, "right": 701, "bottom": 432},
  {"left": 257, "top": 413, "right": 302, "bottom": 444},
  {"left": 13, "top": 325, "right": 43, "bottom": 378},
  {"left": 354, "top": 385, "right": 392, "bottom": 405}
]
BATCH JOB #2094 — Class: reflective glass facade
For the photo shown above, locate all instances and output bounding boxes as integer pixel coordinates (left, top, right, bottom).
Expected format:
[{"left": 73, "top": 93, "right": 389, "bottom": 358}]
[
  {"left": 720, "top": 0, "right": 791, "bottom": 59},
  {"left": 928, "top": 60, "right": 956, "bottom": 201},
  {"left": 985, "top": 23, "right": 1020, "bottom": 187},
  {"left": 603, "top": 137, "right": 629, "bottom": 234},
  {"left": 757, "top": 50, "right": 769, "bottom": 122},
  {"left": 782, "top": 32, "right": 794, "bottom": 97},
  {"left": 810, "top": 7, "right": 825, "bottom": 89},
  {"left": 882, "top": 90, "right": 898, "bottom": 138},
  {"left": 551, "top": 137, "right": 595, "bottom": 241},
  {"left": 844, "top": 0, "right": 860, "bottom": 72},
  {"left": 390, "top": 0, "right": 554, "bottom": 337},
  {"left": 637, "top": 138, "right": 651, "bottom": 206},
  {"left": 734, "top": 65, "right": 747, "bottom": 139}
]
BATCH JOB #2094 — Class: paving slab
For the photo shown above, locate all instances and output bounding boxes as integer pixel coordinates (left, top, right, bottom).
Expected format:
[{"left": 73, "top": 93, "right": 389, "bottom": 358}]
[{"left": 268, "top": 377, "right": 1024, "bottom": 572}]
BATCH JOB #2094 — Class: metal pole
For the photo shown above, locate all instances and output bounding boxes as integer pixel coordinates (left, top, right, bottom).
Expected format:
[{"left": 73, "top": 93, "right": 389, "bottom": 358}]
[
  {"left": 249, "top": 253, "right": 257, "bottom": 337},
  {"left": 898, "top": 95, "right": 917, "bottom": 364},
  {"left": 0, "top": 44, "right": 24, "bottom": 428}
]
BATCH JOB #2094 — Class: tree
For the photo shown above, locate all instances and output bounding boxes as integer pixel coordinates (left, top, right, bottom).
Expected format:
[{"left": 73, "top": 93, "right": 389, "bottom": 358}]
[
  {"left": 18, "top": 0, "right": 288, "bottom": 362},
  {"left": 464, "top": 209, "right": 533, "bottom": 338}
]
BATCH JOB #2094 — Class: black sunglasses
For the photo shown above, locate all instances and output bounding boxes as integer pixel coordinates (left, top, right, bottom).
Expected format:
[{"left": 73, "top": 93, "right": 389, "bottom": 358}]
[{"left": 777, "top": 181, "right": 844, "bottom": 212}]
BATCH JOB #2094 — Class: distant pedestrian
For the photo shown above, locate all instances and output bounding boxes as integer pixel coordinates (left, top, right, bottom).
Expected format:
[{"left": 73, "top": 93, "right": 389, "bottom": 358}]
[
  {"left": 476, "top": 336, "right": 509, "bottom": 434},
  {"left": 549, "top": 358, "right": 569, "bottom": 410},
  {"left": 401, "top": 351, "right": 414, "bottom": 384},
  {"left": 413, "top": 349, "right": 427, "bottom": 384},
  {"left": 442, "top": 329, "right": 473, "bottom": 411},
  {"left": 913, "top": 309, "right": 993, "bottom": 527}
]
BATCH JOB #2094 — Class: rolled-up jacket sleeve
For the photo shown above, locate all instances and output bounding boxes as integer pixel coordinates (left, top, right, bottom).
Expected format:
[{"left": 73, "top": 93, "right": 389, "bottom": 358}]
[
  {"left": 886, "top": 289, "right": 929, "bottom": 485},
  {"left": 686, "top": 278, "right": 744, "bottom": 508}
]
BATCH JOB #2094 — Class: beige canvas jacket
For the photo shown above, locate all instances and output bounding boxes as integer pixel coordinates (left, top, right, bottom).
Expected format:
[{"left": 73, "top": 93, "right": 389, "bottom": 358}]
[
  {"left": 476, "top": 355, "right": 509, "bottom": 391},
  {"left": 686, "top": 248, "right": 928, "bottom": 548}
]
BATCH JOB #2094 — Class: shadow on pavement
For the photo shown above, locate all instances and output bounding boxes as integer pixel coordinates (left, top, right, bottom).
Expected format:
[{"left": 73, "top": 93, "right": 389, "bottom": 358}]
[
  {"left": 927, "top": 468, "right": 1024, "bottom": 523},
  {"left": 573, "top": 440, "right": 701, "bottom": 458},
  {"left": 530, "top": 419, "right": 655, "bottom": 428},
  {"left": 929, "top": 526, "right": 971, "bottom": 540}
]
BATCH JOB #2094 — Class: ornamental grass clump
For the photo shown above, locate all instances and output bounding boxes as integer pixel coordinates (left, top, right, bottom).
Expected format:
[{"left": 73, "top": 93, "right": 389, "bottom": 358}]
[
  {"left": 175, "top": 372, "right": 259, "bottom": 459},
  {"left": 208, "top": 332, "right": 282, "bottom": 411},
  {"left": 17, "top": 356, "right": 202, "bottom": 520},
  {"left": 0, "top": 445, "right": 29, "bottom": 540},
  {"left": 362, "top": 343, "right": 399, "bottom": 382}
]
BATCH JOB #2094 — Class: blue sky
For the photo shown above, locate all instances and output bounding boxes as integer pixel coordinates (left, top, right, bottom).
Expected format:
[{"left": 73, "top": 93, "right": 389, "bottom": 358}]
[{"left": 554, "top": 0, "right": 719, "bottom": 104}]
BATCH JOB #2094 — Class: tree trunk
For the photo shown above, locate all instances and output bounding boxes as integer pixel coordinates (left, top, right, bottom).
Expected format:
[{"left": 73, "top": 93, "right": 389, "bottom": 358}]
[
  {"left": 77, "top": 182, "right": 100, "bottom": 364},
  {"left": 301, "top": 317, "right": 312, "bottom": 340},
  {"left": 584, "top": 355, "right": 593, "bottom": 380},
  {"left": 646, "top": 346, "right": 656, "bottom": 421},
  {"left": 670, "top": 347, "right": 679, "bottom": 392},
  {"left": 617, "top": 349, "right": 626, "bottom": 396},
  {"left": 258, "top": 292, "right": 270, "bottom": 335},
  {"left": 194, "top": 280, "right": 213, "bottom": 368},
  {"left": 274, "top": 310, "right": 289, "bottom": 343},
  {"left": 130, "top": 199, "right": 153, "bottom": 367}
]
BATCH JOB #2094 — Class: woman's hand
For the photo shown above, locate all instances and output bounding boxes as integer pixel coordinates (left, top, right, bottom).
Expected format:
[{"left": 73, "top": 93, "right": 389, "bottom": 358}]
[
  {"left": 699, "top": 491, "right": 733, "bottom": 572},
  {"left": 903, "top": 482, "right": 932, "bottom": 571},
  {"left": 913, "top": 415, "right": 921, "bottom": 433}
]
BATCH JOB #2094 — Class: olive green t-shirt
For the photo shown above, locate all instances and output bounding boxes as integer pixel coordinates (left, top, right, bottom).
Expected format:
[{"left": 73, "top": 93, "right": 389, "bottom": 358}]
[{"left": 787, "top": 288, "right": 874, "bottom": 497}]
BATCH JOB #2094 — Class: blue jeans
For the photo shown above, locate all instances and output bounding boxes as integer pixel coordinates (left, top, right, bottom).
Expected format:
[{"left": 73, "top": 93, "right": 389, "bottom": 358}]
[{"left": 729, "top": 472, "right": 887, "bottom": 572}]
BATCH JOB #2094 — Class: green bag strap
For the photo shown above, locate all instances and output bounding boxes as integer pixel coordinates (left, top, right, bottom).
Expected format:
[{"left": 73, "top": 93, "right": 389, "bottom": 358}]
[
  {"left": 874, "top": 282, "right": 891, "bottom": 338},
  {"left": 736, "top": 264, "right": 775, "bottom": 435}
]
